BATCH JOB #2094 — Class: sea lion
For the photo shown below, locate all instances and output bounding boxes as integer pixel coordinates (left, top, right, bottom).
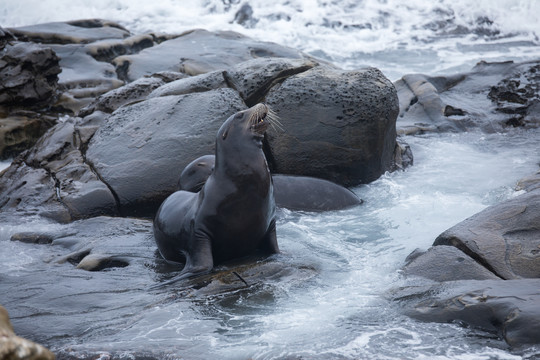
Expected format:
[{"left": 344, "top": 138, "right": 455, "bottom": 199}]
[
  {"left": 153, "top": 103, "right": 278, "bottom": 280},
  {"left": 179, "top": 155, "right": 362, "bottom": 211}
]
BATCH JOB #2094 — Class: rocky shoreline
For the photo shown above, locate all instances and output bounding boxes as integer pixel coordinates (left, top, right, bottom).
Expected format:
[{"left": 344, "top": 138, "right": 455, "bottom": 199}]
[{"left": 0, "top": 19, "right": 539, "bottom": 358}]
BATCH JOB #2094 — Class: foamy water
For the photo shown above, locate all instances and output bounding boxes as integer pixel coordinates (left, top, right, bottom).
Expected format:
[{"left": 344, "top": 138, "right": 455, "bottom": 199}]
[
  {"left": 1, "top": 0, "right": 539, "bottom": 79},
  {"left": 1, "top": 1, "right": 540, "bottom": 359}
]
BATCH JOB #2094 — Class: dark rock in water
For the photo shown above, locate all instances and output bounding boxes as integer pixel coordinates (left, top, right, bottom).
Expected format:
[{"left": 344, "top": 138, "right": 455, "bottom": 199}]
[
  {"left": 395, "top": 60, "right": 540, "bottom": 134},
  {"left": 401, "top": 245, "right": 500, "bottom": 281},
  {"left": 233, "top": 3, "right": 258, "bottom": 28},
  {"left": 0, "top": 25, "right": 16, "bottom": 50},
  {"left": 433, "top": 188, "right": 540, "bottom": 280},
  {"left": 7, "top": 19, "right": 130, "bottom": 44},
  {"left": 392, "top": 279, "right": 540, "bottom": 346},
  {"left": 517, "top": 170, "right": 540, "bottom": 192},
  {"left": 396, "top": 171, "right": 540, "bottom": 346},
  {"left": 10, "top": 232, "right": 55, "bottom": 244},
  {"left": 0, "top": 42, "right": 61, "bottom": 106},
  {"left": 265, "top": 65, "right": 398, "bottom": 186},
  {"left": 0, "top": 116, "right": 119, "bottom": 222},
  {"left": 0, "top": 305, "right": 55, "bottom": 360},
  {"left": 112, "top": 29, "right": 308, "bottom": 81},
  {"left": 392, "top": 137, "right": 413, "bottom": 171},
  {"left": 85, "top": 88, "right": 247, "bottom": 217}
]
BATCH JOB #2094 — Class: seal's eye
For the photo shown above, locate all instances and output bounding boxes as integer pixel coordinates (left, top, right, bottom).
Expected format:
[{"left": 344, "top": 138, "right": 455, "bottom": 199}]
[{"left": 222, "top": 130, "right": 228, "bottom": 140}]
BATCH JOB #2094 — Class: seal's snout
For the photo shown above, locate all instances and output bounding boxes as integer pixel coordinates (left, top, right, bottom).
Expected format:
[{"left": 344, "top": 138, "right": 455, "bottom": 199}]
[{"left": 249, "top": 103, "right": 270, "bottom": 135}]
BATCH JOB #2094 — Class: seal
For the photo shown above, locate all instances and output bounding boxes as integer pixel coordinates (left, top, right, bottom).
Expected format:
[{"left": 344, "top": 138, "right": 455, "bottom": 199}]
[
  {"left": 179, "top": 155, "right": 362, "bottom": 211},
  {"left": 153, "top": 103, "right": 278, "bottom": 280}
]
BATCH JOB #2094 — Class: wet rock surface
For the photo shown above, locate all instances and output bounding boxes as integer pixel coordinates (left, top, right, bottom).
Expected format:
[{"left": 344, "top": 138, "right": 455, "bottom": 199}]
[
  {"left": 0, "top": 36, "right": 400, "bottom": 220},
  {"left": 2, "top": 216, "right": 316, "bottom": 358},
  {"left": 392, "top": 279, "right": 540, "bottom": 347},
  {"left": 395, "top": 60, "right": 540, "bottom": 134},
  {"left": 397, "top": 171, "right": 540, "bottom": 346}
]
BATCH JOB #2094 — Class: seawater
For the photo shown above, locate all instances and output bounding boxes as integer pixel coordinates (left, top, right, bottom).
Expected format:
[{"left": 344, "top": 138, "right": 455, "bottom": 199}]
[{"left": 1, "top": 1, "right": 540, "bottom": 359}]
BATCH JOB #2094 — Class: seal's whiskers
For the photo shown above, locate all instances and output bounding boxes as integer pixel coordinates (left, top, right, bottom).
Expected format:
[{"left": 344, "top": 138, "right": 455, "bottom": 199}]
[{"left": 266, "top": 108, "right": 284, "bottom": 132}]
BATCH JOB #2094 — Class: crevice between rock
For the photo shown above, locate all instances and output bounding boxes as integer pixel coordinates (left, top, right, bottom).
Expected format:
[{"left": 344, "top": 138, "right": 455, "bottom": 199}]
[
  {"left": 434, "top": 236, "right": 506, "bottom": 280},
  {"left": 75, "top": 129, "right": 123, "bottom": 216}
]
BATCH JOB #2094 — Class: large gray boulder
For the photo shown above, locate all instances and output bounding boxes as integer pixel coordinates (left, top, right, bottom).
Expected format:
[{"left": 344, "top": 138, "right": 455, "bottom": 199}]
[
  {"left": 433, "top": 188, "right": 540, "bottom": 280},
  {"left": 85, "top": 88, "right": 247, "bottom": 217},
  {"left": 265, "top": 65, "right": 399, "bottom": 186}
]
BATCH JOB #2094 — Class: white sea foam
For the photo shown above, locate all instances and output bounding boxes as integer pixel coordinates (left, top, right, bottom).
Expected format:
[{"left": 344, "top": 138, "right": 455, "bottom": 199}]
[{"left": 1, "top": 0, "right": 539, "bottom": 79}]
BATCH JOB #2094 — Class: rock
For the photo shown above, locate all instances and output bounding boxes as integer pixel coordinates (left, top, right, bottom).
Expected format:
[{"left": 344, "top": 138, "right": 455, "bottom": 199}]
[
  {"left": 392, "top": 137, "right": 414, "bottom": 171},
  {"left": 147, "top": 70, "right": 227, "bottom": 99},
  {"left": 401, "top": 245, "right": 500, "bottom": 281},
  {"left": 233, "top": 3, "right": 258, "bottom": 28},
  {"left": 0, "top": 32, "right": 398, "bottom": 219},
  {"left": 433, "top": 189, "right": 540, "bottom": 280},
  {"left": 78, "top": 75, "right": 171, "bottom": 117},
  {"left": 85, "top": 88, "right": 247, "bottom": 217},
  {"left": 0, "top": 116, "right": 119, "bottom": 222},
  {"left": 393, "top": 279, "right": 540, "bottom": 346},
  {"left": 0, "top": 112, "right": 56, "bottom": 159},
  {"left": 395, "top": 60, "right": 540, "bottom": 134},
  {"left": 0, "top": 305, "right": 55, "bottom": 360},
  {"left": 396, "top": 171, "right": 540, "bottom": 347},
  {"left": 50, "top": 43, "right": 124, "bottom": 113},
  {"left": 265, "top": 65, "right": 399, "bottom": 186},
  {"left": 85, "top": 34, "right": 154, "bottom": 62},
  {"left": 7, "top": 19, "right": 129, "bottom": 44},
  {"left": 517, "top": 170, "right": 540, "bottom": 192},
  {"left": 112, "top": 29, "right": 308, "bottom": 81},
  {"left": 223, "top": 57, "right": 319, "bottom": 106},
  {"left": 0, "top": 42, "right": 61, "bottom": 106},
  {"left": 0, "top": 26, "right": 16, "bottom": 50}
]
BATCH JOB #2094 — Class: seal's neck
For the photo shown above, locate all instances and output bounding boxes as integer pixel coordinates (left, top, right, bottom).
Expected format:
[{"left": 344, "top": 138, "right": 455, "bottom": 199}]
[{"left": 214, "top": 138, "right": 269, "bottom": 181}]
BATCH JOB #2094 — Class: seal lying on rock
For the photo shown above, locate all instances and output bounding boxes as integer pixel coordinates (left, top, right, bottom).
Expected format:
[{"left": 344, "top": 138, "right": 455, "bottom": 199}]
[
  {"left": 153, "top": 104, "right": 279, "bottom": 280},
  {"left": 179, "top": 155, "right": 362, "bottom": 212}
]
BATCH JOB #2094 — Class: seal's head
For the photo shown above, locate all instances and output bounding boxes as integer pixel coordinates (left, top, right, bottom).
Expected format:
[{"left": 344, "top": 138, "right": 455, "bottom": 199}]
[{"left": 217, "top": 103, "right": 272, "bottom": 147}]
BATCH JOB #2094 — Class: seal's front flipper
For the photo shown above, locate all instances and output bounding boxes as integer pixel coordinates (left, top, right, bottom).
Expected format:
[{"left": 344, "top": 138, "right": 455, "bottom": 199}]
[
  {"left": 149, "top": 234, "right": 214, "bottom": 290},
  {"left": 261, "top": 221, "right": 279, "bottom": 255}
]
